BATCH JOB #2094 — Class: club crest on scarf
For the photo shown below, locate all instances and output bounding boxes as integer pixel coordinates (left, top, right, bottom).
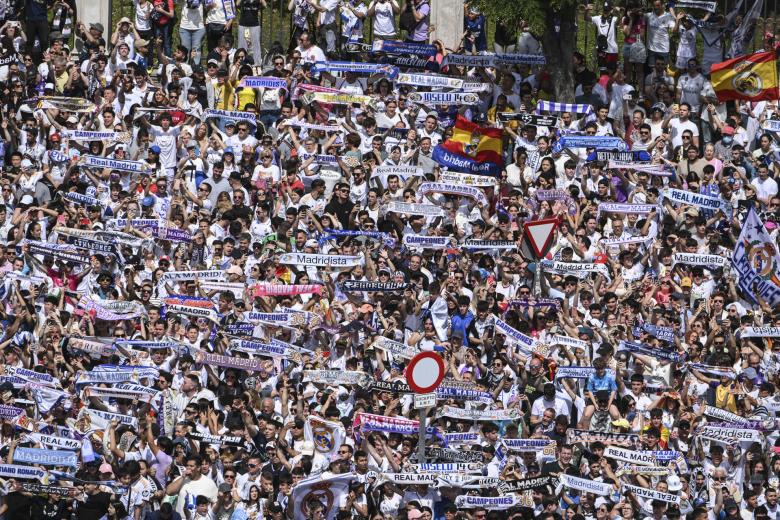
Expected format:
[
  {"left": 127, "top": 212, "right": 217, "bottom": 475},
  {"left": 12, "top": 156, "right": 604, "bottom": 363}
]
[
  {"left": 301, "top": 482, "right": 336, "bottom": 516},
  {"left": 746, "top": 236, "right": 780, "bottom": 283},
  {"left": 313, "top": 423, "right": 334, "bottom": 453}
]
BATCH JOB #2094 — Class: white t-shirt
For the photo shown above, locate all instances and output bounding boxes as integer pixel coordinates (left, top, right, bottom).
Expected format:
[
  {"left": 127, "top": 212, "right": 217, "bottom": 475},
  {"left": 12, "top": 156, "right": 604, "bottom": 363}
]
[
  {"left": 591, "top": 15, "right": 618, "bottom": 54},
  {"left": 180, "top": 4, "right": 205, "bottom": 30},
  {"left": 296, "top": 44, "right": 327, "bottom": 65},
  {"left": 134, "top": 1, "right": 153, "bottom": 32},
  {"left": 645, "top": 11, "right": 675, "bottom": 53},
  {"left": 372, "top": 0, "right": 396, "bottom": 36},
  {"left": 668, "top": 117, "right": 699, "bottom": 148},
  {"left": 150, "top": 125, "right": 182, "bottom": 170}
]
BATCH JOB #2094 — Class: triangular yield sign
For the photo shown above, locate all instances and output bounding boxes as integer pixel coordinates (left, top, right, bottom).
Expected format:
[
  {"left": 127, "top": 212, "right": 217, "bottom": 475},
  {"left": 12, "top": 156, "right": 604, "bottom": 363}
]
[{"left": 524, "top": 218, "right": 559, "bottom": 259}]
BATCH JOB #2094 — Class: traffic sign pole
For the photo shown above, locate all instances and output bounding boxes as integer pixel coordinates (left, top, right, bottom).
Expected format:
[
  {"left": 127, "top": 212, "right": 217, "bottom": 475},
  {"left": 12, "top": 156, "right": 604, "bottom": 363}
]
[
  {"left": 418, "top": 409, "right": 427, "bottom": 464},
  {"left": 405, "top": 352, "right": 446, "bottom": 467}
]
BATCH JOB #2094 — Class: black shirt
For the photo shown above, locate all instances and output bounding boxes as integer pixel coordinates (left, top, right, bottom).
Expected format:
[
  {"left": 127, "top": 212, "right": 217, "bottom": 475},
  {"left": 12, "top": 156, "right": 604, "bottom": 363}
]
[
  {"left": 238, "top": 0, "right": 262, "bottom": 27},
  {"left": 324, "top": 198, "right": 355, "bottom": 230},
  {"left": 75, "top": 490, "right": 111, "bottom": 520},
  {"left": 5, "top": 491, "right": 31, "bottom": 520}
]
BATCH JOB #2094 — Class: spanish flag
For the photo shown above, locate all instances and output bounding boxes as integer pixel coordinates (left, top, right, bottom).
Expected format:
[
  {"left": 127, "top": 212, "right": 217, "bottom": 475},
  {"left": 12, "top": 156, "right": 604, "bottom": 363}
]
[
  {"left": 439, "top": 115, "right": 504, "bottom": 166},
  {"left": 711, "top": 50, "right": 780, "bottom": 102}
]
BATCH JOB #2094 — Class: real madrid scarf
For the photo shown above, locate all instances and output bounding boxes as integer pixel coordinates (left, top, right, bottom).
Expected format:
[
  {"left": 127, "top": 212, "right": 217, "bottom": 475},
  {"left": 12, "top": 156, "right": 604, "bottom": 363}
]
[
  {"left": 80, "top": 155, "right": 150, "bottom": 173},
  {"left": 342, "top": 280, "right": 408, "bottom": 292},
  {"left": 418, "top": 182, "right": 488, "bottom": 206},
  {"left": 239, "top": 76, "right": 288, "bottom": 90},
  {"left": 318, "top": 228, "right": 396, "bottom": 248},
  {"left": 397, "top": 73, "right": 463, "bottom": 89},
  {"left": 385, "top": 201, "right": 445, "bottom": 217},
  {"left": 279, "top": 253, "right": 362, "bottom": 268},
  {"left": 372, "top": 40, "right": 437, "bottom": 57},
  {"left": 566, "top": 429, "right": 640, "bottom": 446},
  {"left": 312, "top": 61, "right": 398, "bottom": 78}
]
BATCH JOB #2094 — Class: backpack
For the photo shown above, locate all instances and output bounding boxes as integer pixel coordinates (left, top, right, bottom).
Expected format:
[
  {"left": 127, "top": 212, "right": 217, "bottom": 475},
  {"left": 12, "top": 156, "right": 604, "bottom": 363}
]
[{"left": 400, "top": 0, "right": 426, "bottom": 34}]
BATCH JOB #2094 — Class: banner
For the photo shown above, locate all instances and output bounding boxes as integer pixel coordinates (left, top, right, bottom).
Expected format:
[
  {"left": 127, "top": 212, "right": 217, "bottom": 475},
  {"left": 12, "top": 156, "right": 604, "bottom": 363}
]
[
  {"left": 19, "top": 483, "right": 74, "bottom": 497},
  {"left": 494, "top": 317, "right": 542, "bottom": 357},
  {"left": 566, "top": 429, "right": 640, "bottom": 446},
  {"left": 203, "top": 109, "right": 257, "bottom": 126},
  {"left": 439, "top": 171, "right": 497, "bottom": 187},
  {"left": 407, "top": 92, "right": 479, "bottom": 105},
  {"left": 239, "top": 76, "right": 288, "bottom": 90},
  {"left": 607, "top": 161, "right": 673, "bottom": 176},
  {"left": 81, "top": 155, "right": 149, "bottom": 173},
  {"left": 251, "top": 283, "right": 323, "bottom": 297},
  {"left": 597, "top": 202, "right": 656, "bottom": 217},
  {"left": 418, "top": 182, "right": 488, "bottom": 206},
  {"left": 372, "top": 337, "right": 419, "bottom": 360},
  {"left": 436, "top": 406, "right": 521, "bottom": 421},
  {"left": 688, "top": 363, "right": 737, "bottom": 380},
  {"left": 397, "top": 73, "right": 463, "bottom": 89},
  {"left": 497, "top": 113, "right": 558, "bottom": 126},
  {"left": 497, "top": 476, "right": 553, "bottom": 495},
  {"left": 741, "top": 326, "right": 780, "bottom": 337},
  {"left": 0, "top": 464, "right": 48, "bottom": 482},
  {"left": 559, "top": 474, "right": 613, "bottom": 495},
  {"left": 385, "top": 201, "right": 445, "bottom": 217},
  {"left": 304, "top": 92, "right": 375, "bottom": 107},
  {"left": 462, "top": 239, "right": 516, "bottom": 250},
  {"left": 384, "top": 472, "right": 440, "bottom": 485},
  {"left": 432, "top": 145, "right": 501, "bottom": 176},
  {"left": 304, "top": 371, "right": 372, "bottom": 386},
  {"left": 402, "top": 235, "right": 452, "bottom": 249},
  {"left": 61, "top": 130, "right": 130, "bottom": 143},
  {"left": 603, "top": 446, "right": 657, "bottom": 466},
  {"left": 409, "top": 463, "right": 483, "bottom": 474},
  {"left": 634, "top": 323, "right": 675, "bottom": 343},
  {"left": 442, "top": 53, "right": 546, "bottom": 67},
  {"left": 414, "top": 447, "right": 483, "bottom": 463},
  {"left": 165, "top": 304, "right": 220, "bottom": 323},
  {"left": 443, "top": 432, "right": 480, "bottom": 445},
  {"left": 279, "top": 253, "right": 362, "bottom": 268},
  {"left": 666, "top": 188, "right": 723, "bottom": 211},
  {"left": 305, "top": 416, "right": 345, "bottom": 458},
  {"left": 36, "top": 434, "right": 82, "bottom": 451},
  {"left": 675, "top": 0, "right": 716, "bottom": 10},
  {"left": 552, "top": 136, "right": 626, "bottom": 153},
  {"left": 537, "top": 100, "right": 594, "bottom": 115},
  {"left": 672, "top": 252, "right": 728, "bottom": 268},
  {"left": 454, "top": 495, "right": 521, "bottom": 509},
  {"left": 703, "top": 405, "right": 752, "bottom": 424},
  {"left": 501, "top": 439, "right": 557, "bottom": 456},
  {"left": 555, "top": 367, "right": 597, "bottom": 379},
  {"left": 618, "top": 340, "right": 685, "bottom": 363},
  {"left": 697, "top": 425, "right": 762, "bottom": 442},
  {"left": 342, "top": 280, "right": 408, "bottom": 292},
  {"left": 14, "top": 447, "right": 77, "bottom": 468},
  {"left": 192, "top": 349, "right": 265, "bottom": 372},
  {"left": 312, "top": 61, "right": 398, "bottom": 78},
  {"left": 623, "top": 484, "right": 681, "bottom": 504},
  {"left": 187, "top": 431, "right": 245, "bottom": 447},
  {"left": 541, "top": 260, "right": 611, "bottom": 280},
  {"left": 291, "top": 473, "right": 352, "bottom": 520},
  {"left": 159, "top": 270, "right": 226, "bottom": 284},
  {"left": 372, "top": 40, "right": 437, "bottom": 57},
  {"left": 732, "top": 208, "right": 780, "bottom": 306}
]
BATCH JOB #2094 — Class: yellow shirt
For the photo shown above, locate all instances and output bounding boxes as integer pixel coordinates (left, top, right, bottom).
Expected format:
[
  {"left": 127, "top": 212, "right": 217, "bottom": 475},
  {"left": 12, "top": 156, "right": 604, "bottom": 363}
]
[
  {"left": 214, "top": 80, "right": 235, "bottom": 110},
  {"left": 236, "top": 86, "right": 256, "bottom": 111}
]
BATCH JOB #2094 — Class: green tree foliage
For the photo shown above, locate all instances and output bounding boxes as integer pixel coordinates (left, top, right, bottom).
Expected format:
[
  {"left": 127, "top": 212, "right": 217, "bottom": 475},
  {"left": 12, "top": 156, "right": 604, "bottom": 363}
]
[{"left": 472, "top": 0, "right": 578, "bottom": 101}]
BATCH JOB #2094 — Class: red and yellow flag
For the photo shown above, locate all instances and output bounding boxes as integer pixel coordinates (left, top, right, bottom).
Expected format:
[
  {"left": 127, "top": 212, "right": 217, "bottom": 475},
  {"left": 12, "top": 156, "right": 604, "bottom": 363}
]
[
  {"left": 711, "top": 50, "right": 779, "bottom": 102},
  {"left": 439, "top": 115, "right": 503, "bottom": 166}
]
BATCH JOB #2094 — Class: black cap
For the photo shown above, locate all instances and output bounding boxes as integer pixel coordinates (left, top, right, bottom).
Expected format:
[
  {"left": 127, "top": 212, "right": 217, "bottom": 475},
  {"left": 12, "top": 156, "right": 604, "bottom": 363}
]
[{"left": 192, "top": 65, "right": 205, "bottom": 74}]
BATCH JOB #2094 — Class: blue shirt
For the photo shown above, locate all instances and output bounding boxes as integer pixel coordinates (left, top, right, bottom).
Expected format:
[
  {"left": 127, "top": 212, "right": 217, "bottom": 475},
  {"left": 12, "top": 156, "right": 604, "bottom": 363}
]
[{"left": 586, "top": 372, "right": 617, "bottom": 393}]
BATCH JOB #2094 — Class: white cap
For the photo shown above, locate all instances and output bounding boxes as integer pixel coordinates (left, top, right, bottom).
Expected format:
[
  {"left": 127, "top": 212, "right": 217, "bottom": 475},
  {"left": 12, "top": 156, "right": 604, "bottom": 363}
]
[
  {"left": 667, "top": 475, "right": 682, "bottom": 492},
  {"left": 20, "top": 194, "right": 33, "bottom": 205}
]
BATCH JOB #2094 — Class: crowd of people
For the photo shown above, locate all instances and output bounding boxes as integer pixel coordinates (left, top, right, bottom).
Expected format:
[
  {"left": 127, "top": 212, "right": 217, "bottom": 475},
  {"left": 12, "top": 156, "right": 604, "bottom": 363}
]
[{"left": 0, "top": 0, "right": 780, "bottom": 520}]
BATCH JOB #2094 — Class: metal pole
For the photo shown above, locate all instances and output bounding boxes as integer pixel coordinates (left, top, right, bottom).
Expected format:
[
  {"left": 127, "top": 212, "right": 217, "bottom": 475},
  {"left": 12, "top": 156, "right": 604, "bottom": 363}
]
[
  {"left": 417, "top": 408, "right": 426, "bottom": 464},
  {"left": 533, "top": 261, "right": 542, "bottom": 295}
]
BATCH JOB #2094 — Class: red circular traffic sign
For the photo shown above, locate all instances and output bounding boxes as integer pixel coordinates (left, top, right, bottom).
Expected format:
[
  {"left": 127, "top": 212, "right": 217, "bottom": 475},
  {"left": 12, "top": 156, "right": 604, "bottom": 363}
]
[{"left": 405, "top": 352, "right": 445, "bottom": 394}]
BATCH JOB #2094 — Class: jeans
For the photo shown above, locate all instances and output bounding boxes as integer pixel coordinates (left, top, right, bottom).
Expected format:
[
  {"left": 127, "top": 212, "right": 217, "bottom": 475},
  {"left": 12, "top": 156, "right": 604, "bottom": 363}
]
[
  {"left": 154, "top": 23, "right": 173, "bottom": 59},
  {"left": 180, "top": 26, "right": 206, "bottom": 65},
  {"left": 238, "top": 25, "right": 262, "bottom": 64},
  {"left": 259, "top": 110, "right": 279, "bottom": 131}
]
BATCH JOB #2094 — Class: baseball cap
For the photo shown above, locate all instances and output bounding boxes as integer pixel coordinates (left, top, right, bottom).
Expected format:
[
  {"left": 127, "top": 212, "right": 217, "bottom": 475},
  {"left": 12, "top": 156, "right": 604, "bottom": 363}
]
[
  {"left": 149, "top": 145, "right": 161, "bottom": 154},
  {"left": 90, "top": 23, "right": 104, "bottom": 33},
  {"left": 722, "top": 126, "right": 735, "bottom": 135}
]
